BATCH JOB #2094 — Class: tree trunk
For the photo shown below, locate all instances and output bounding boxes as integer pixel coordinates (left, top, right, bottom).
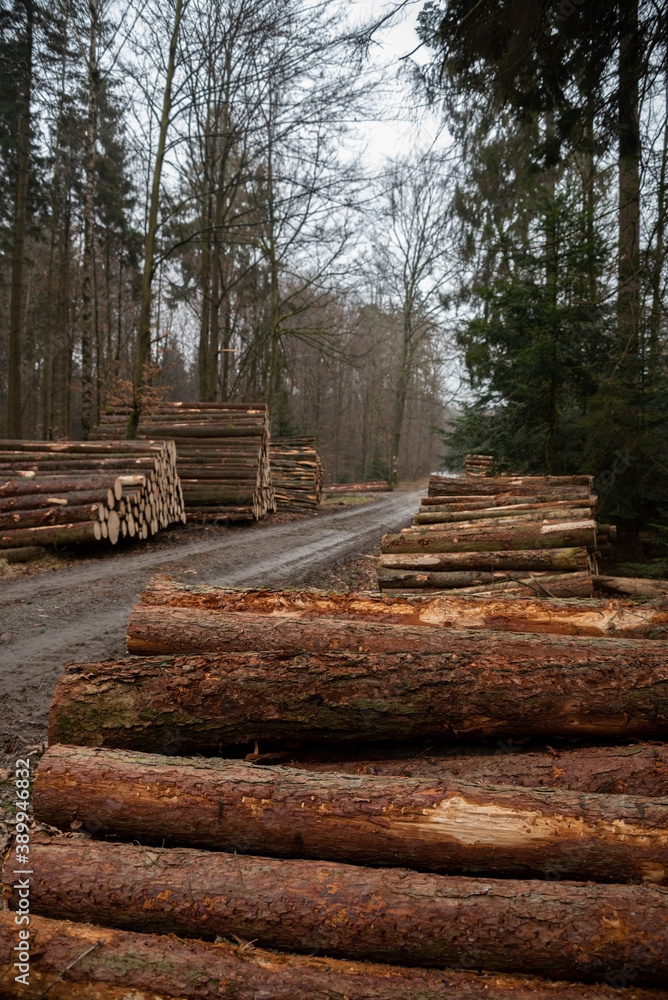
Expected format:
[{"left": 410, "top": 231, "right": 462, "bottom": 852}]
[
  {"left": 47, "top": 638, "right": 668, "bottom": 752},
  {"left": 0, "top": 503, "right": 102, "bottom": 530},
  {"left": 376, "top": 568, "right": 592, "bottom": 596},
  {"left": 6, "top": 0, "right": 33, "bottom": 439},
  {"left": 378, "top": 547, "right": 589, "bottom": 571},
  {"left": 80, "top": 0, "right": 99, "bottom": 441},
  {"left": 291, "top": 742, "right": 668, "bottom": 796},
  {"left": 617, "top": 0, "right": 641, "bottom": 361},
  {"left": 34, "top": 744, "right": 668, "bottom": 883},
  {"left": 7, "top": 837, "right": 668, "bottom": 985},
  {"left": 141, "top": 573, "right": 668, "bottom": 638},
  {"left": 382, "top": 521, "right": 596, "bottom": 553},
  {"left": 131, "top": 0, "right": 185, "bottom": 436},
  {"left": 3, "top": 912, "right": 660, "bottom": 1000},
  {"left": 414, "top": 504, "right": 594, "bottom": 524}
]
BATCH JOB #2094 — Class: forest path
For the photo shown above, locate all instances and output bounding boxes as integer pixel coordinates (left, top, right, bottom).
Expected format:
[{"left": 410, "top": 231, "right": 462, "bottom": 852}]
[{"left": 0, "top": 490, "right": 420, "bottom": 755}]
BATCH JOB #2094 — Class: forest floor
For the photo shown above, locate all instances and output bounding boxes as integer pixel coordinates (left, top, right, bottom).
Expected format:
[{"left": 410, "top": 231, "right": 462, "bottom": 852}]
[{"left": 0, "top": 486, "right": 422, "bottom": 777}]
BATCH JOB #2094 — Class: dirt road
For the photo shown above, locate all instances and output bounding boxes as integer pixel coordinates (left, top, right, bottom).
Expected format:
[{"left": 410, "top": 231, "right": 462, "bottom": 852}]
[{"left": 0, "top": 490, "right": 420, "bottom": 757}]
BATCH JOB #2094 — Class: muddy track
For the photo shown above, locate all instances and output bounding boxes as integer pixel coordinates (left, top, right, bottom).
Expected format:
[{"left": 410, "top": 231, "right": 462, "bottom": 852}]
[{"left": 0, "top": 491, "right": 420, "bottom": 757}]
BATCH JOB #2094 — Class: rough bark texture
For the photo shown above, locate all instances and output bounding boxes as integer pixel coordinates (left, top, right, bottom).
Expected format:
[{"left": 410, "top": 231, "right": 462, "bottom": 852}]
[
  {"left": 382, "top": 522, "right": 596, "bottom": 553},
  {"left": 33, "top": 745, "right": 668, "bottom": 883},
  {"left": 5, "top": 837, "right": 668, "bottom": 985},
  {"left": 291, "top": 743, "right": 668, "bottom": 795},
  {"left": 428, "top": 475, "right": 593, "bottom": 498},
  {"left": 2, "top": 912, "right": 664, "bottom": 1000},
  {"left": 48, "top": 638, "right": 668, "bottom": 751},
  {"left": 379, "top": 547, "right": 590, "bottom": 571},
  {"left": 376, "top": 569, "right": 594, "bottom": 597},
  {"left": 139, "top": 575, "right": 668, "bottom": 639}
]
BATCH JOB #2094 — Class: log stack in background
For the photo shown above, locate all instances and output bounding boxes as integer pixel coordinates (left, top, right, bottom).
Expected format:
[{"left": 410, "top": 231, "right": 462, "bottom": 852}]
[
  {"left": 324, "top": 480, "right": 392, "bottom": 494},
  {"left": 93, "top": 401, "right": 275, "bottom": 522},
  {"left": 7, "top": 577, "right": 668, "bottom": 997},
  {"left": 270, "top": 435, "right": 323, "bottom": 512},
  {"left": 379, "top": 473, "right": 614, "bottom": 596},
  {"left": 0, "top": 440, "right": 185, "bottom": 552},
  {"left": 465, "top": 452, "right": 495, "bottom": 476}
]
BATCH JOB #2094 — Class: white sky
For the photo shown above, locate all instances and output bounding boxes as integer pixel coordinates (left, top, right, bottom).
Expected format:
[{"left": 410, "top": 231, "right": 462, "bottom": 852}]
[{"left": 348, "top": 0, "right": 450, "bottom": 169}]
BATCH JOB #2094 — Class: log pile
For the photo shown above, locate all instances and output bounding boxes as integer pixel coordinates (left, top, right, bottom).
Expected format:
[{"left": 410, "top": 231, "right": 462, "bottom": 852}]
[
  {"left": 465, "top": 453, "right": 495, "bottom": 476},
  {"left": 0, "top": 440, "right": 185, "bottom": 549},
  {"left": 7, "top": 580, "right": 668, "bottom": 997},
  {"left": 93, "top": 401, "right": 275, "bottom": 521},
  {"left": 379, "top": 473, "right": 611, "bottom": 596},
  {"left": 270, "top": 435, "right": 323, "bottom": 511}
]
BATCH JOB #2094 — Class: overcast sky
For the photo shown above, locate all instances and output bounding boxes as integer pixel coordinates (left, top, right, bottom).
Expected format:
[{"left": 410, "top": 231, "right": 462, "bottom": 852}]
[{"left": 348, "top": 0, "right": 450, "bottom": 169}]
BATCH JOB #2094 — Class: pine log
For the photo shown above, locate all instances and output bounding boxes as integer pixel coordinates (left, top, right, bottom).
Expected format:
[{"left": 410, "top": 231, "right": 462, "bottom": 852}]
[
  {"left": 0, "top": 502, "right": 103, "bottom": 530},
  {"left": 6, "top": 837, "right": 668, "bottom": 985},
  {"left": 414, "top": 505, "right": 594, "bottom": 525},
  {"left": 420, "top": 493, "right": 596, "bottom": 508},
  {"left": 0, "top": 476, "right": 123, "bottom": 498},
  {"left": 428, "top": 475, "right": 593, "bottom": 498},
  {"left": 0, "top": 522, "right": 101, "bottom": 548},
  {"left": 47, "top": 636, "right": 668, "bottom": 752},
  {"left": 377, "top": 568, "right": 593, "bottom": 596},
  {"left": 0, "top": 488, "right": 115, "bottom": 511},
  {"left": 378, "top": 548, "right": 590, "bottom": 571},
  {"left": 4, "top": 913, "right": 664, "bottom": 1000},
  {"left": 382, "top": 521, "right": 596, "bottom": 553},
  {"left": 595, "top": 577, "right": 668, "bottom": 597},
  {"left": 415, "top": 572, "right": 595, "bottom": 599},
  {"left": 33, "top": 745, "right": 668, "bottom": 882},
  {"left": 138, "top": 575, "right": 668, "bottom": 639},
  {"left": 290, "top": 743, "right": 668, "bottom": 795}
]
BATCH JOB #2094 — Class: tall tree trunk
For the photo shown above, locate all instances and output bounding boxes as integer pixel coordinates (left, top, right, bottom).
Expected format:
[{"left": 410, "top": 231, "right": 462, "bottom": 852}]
[
  {"left": 80, "top": 0, "right": 99, "bottom": 440},
  {"left": 130, "top": 0, "right": 185, "bottom": 437},
  {"left": 617, "top": 0, "right": 641, "bottom": 364},
  {"left": 6, "top": 0, "right": 34, "bottom": 440}
]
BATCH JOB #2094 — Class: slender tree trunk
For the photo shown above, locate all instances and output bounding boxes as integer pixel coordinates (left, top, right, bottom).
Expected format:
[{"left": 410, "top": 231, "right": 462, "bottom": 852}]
[
  {"left": 6, "top": 0, "right": 34, "bottom": 439},
  {"left": 648, "top": 64, "right": 668, "bottom": 374},
  {"left": 80, "top": 0, "right": 99, "bottom": 440},
  {"left": 130, "top": 0, "right": 185, "bottom": 437},
  {"left": 617, "top": 0, "right": 641, "bottom": 364}
]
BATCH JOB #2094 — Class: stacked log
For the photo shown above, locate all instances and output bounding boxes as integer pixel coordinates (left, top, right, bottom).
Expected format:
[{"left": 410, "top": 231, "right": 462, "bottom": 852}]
[
  {"left": 93, "top": 401, "right": 275, "bottom": 521},
  {"left": 9, "top": 581, "right": 668, "bottom": 996},
  {"left": 270, "top": 435, "right": 323, "bottom": 511},
  {"left": 378, "top": 473, "right": 609, "bottom": 595},
  {"left": 325, "top": 480, "right": 392, "bottom": 493},
  {"left": 465, "top": 453, "right": 495, "bottom": 476},
  {"left": 0, "top": 440, "right": 185, "bottom": 549}
]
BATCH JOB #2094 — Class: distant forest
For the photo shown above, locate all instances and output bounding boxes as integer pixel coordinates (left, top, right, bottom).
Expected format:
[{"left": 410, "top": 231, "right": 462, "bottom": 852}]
[{"left": 1, "top": 0, "right": 667, "bottom": 515}]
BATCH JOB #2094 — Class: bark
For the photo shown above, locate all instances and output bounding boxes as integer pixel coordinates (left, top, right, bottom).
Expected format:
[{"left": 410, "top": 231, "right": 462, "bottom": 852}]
[
  {"left": 47, "top": 637, "right": 668, "bottom": 752},
  {"left": 414, "top": 505, "right": 594, "bottom": 525},
  {"left": 80, "top": 0, "right": 99, "bottom": 440},
  {"left": 596, "top": 577, "right": 668, "bottom": 598},
  {"left": 2, "top": 913, "right": 662, "bottom": 1000},
  {"left": 428, "top": 475, "right": 593, "bottom": 498},
  {"left": 377, "top": 569, "right": 593, "bottom": 597},
  {"left": 1, "top": 522, "right": 100, "bottom": 548},
  {"left": 380, "top": 548, "right": 590, "bottom": 570},
  {"left": 6, "top": 837, "right": 668, "bottom": 985},
  {"left": 617, "top": 0, "right": 641, "bottom": 359},
  {"left": 291, "top": 743, "right": 668, "bottom": 796},
  {"left": 34, "top": 745, "right": 668, "bottom": 883},
  {"left": 420, "top": 494, "right": 594, "bottom": 508},
  {"left": 0, "top": 503, "right": 102, "bottom": 530},
  {"left": 0, "top": 476, "right": 121, "bottom": 498},
  {"left": 6, "top": 0, "right": 33, "bottom": 439},
  {"left": 139, "top": 574, "right": 668, "bottom": 639},
  {"left": 382, "top": 521, "right": 596, "bottom": 553}
]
